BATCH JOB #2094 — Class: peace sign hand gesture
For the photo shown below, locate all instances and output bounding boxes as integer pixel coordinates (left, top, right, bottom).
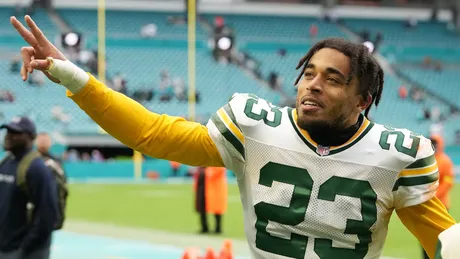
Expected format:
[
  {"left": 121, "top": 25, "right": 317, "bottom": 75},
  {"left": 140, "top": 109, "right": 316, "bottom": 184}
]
[{"left": 10, "top": 15, "right": 67, "bottom": 83}]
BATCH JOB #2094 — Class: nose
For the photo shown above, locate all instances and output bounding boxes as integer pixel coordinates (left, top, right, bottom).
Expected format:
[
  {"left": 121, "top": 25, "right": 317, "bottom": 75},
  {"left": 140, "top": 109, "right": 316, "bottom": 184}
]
[{"left": 303, "top": 75, "right": 323, "bottom": 94}]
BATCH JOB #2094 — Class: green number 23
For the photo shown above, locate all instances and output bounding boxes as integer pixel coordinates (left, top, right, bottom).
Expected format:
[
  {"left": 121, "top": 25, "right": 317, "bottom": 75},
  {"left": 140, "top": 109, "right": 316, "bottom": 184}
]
[{"left": 254, "top": 162, "right": 377, "bottom": 259}]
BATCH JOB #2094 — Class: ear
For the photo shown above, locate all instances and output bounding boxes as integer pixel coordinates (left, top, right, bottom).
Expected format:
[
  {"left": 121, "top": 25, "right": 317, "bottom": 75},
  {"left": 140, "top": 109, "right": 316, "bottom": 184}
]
[{"left": 356, "top": 94, "right": 372, "bottom": 113}]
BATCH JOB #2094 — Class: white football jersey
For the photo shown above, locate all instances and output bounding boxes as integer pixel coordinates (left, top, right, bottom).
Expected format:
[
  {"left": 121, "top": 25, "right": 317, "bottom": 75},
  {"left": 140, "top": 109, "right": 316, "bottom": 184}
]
[{"left": 207, "top": 93, "right": 439, "bottom": 259}]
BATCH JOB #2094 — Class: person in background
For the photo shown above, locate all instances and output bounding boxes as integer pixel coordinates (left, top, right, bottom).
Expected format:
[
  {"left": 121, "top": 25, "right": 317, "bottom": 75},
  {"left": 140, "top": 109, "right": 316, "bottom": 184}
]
[
  {"left": 170, "top": 161, "right": 181, "bottom": 177},
  {"left": 0, "top": 117, "right": 58, "bottom": 259},
  {"left": 91, "top": 150, "right": 104, "bottom": 162},
  {"left": 35, "top": 133, "right": 60, "bottom": 163},
  {"left": 194, "top": 166, "right": 228, "bottom": 234},
  {"left": 421, "top": 134, "right": 455, "bottom": 259},
  {"left": 398, "top": 85, "right": 407, "bottom": 99},
  {"left": 81, "top": 152, "right": 91, "bottom": 161}
]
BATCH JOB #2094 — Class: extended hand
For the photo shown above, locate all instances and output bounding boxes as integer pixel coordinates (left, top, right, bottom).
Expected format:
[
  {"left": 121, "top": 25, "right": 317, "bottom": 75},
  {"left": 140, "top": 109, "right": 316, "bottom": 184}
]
[{"left": 10, "top": 15, "right": 67, "bottom": 83}]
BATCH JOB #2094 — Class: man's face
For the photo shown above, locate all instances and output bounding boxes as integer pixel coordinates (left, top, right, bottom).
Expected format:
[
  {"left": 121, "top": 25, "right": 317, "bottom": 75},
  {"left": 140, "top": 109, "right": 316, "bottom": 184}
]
[
  {"left": 296, "top": 48, "right": 369, "bottom": 131},
  {"left": 36, "top": 133, "right": 51, "bottom": 154},
  {"left": 3, "top": 129, "right": 30, "bottom": 151}
]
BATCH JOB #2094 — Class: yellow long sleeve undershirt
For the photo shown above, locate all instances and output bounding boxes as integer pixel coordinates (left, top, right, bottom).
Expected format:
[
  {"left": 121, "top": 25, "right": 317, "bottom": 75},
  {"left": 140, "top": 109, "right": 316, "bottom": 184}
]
[
  {"left": 396, "top": 197, "right": 456, "bottom": 259},
  {"left": 67, "top": 73, "right": 224, "bottom": 167}
]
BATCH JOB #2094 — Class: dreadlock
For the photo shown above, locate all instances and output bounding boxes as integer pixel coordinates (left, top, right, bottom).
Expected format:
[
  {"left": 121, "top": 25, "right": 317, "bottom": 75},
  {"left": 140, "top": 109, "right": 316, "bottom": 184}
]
[{"left": 294, "top": 38, "right": 384, "bottom": 118}]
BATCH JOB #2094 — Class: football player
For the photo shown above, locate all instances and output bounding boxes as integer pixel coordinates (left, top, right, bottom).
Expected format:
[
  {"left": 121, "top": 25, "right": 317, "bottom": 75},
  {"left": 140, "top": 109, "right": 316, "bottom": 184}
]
[{"left": 11, "top": 15, "right": 457, "bottom": 259}]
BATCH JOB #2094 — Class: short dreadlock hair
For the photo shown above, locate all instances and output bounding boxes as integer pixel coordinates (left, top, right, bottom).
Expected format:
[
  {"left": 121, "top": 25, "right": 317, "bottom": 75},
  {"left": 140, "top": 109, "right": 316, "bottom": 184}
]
[{"left": 294, "top": 38, "right": 384, "bottom": 118}]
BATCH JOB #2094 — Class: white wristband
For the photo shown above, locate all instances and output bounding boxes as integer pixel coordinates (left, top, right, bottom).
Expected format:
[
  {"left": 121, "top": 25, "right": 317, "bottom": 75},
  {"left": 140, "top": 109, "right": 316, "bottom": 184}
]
[{"left": 46, "top": 57, "right": 90, "bottom": 94}]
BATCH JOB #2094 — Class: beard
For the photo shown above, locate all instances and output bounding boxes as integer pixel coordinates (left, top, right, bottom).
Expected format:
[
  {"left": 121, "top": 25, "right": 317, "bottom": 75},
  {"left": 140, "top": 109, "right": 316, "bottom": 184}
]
[
  {"left": 295, "top": 106, "right": 363, "bottom": 146},
  {"left": 296, "top": 108, "right": 348, "bottom": 134},
  {"left": 295, "top": 98, "right": 346, "bottom": 132}
]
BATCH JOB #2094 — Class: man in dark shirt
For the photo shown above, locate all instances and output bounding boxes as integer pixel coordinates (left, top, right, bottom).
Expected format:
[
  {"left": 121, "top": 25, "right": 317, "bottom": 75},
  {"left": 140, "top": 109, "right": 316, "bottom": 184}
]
[{"left": 0, "top": 117, "right": 58, "bottom": 259}]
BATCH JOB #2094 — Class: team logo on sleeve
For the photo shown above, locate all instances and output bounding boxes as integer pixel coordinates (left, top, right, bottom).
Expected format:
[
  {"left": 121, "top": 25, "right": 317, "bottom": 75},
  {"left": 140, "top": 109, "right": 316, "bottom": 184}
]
[{"left": 316, "top": 145, "right": 330, "bottom": 156}]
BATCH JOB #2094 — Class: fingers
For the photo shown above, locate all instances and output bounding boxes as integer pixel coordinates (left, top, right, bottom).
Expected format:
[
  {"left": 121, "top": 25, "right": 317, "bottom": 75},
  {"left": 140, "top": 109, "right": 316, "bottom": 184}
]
[
  {"left": 44, "top": 71, "right": 60, "bottom": 84},
  {"left": 25, "top": 15, "right": 49, "bottom": 46},
  {"left": 21, "top": 46, "right": 35, "bottom": 73},
  {"left": 20, "top": 63, "right": 28, "bottom": 81},
  {"left": 30, "top": 59, "right": 52, "bottom": 71},
  {"left": 10, "top": 16, "right": 38, "bottom": 48}
]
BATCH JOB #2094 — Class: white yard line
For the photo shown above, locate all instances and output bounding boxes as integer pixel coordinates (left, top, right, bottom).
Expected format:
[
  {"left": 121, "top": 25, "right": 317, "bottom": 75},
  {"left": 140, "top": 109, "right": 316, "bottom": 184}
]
[
  {"left": 62, "top": 220, "right": 404, "bottom": 259},
  {"left": 62, "top": 220, "right": 251, "bottom": 256}
]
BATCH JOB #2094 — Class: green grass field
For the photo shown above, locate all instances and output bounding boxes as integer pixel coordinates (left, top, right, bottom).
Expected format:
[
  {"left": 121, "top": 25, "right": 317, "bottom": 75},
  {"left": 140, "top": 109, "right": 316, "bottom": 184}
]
[{"left": 67, "top": 182, "right": 460, "bottom": 259}]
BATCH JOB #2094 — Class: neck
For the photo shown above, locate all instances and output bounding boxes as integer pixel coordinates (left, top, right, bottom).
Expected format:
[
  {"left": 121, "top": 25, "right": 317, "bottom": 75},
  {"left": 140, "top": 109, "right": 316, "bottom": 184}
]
[
  {"left": 11, "top": 146, "right": 32, "bottom": 159},
  {"left": 308, "top": 115, "right": 363, "bottom": 147}
]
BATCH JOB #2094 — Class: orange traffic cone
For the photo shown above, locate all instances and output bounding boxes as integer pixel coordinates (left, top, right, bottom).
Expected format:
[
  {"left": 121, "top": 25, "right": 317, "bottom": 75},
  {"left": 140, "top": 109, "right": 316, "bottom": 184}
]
[
  {"left": 219, "top": 240, "right": 233, "bottom": 259},
  {"left": 182, "top": 250, "right": 191, "bottom": 259},
  {"left": 204, "top": 247, "right": 216, "bottom": 259},
  {"left": 183, "top": 247, "right": 201, "bottom": 259}
]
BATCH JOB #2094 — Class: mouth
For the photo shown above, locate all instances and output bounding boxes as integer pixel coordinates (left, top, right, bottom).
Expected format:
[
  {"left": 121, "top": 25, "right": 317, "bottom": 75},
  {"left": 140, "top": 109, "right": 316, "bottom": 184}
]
[{"left": 300, "top": 97, "right": 324, "bottom": 109}]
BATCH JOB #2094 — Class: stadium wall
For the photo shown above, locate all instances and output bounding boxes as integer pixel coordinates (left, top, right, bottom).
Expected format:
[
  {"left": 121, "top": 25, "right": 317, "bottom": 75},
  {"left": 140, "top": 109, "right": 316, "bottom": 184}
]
[{"left": 1, "top": 146, "right": 458, "bottom": 181}]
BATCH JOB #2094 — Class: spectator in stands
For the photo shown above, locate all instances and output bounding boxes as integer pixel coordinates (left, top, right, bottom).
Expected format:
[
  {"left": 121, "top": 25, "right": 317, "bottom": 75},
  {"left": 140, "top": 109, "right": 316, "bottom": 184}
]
[
  {"left": 132, "top": 89, "right": 153, "bottom": 102},
  {"left": 172, "top": 77, "right": 187, "bottom": 101},
  {"left": 112, "top": 72, "right": 127, "bottom": 95},
  {"left": 87, "top": 51, "right": 99, "bottom": 75},
  {"left": 81, "top": 152, "right": 91, "bottom": 161},
  {"left": 91, "top": 150, "right": 104, "bottom": 162},
  {"left": 309, "top": 24, "right": 318, "bottom": 39},
  {"left": 398, "top": 85, "right": 408, "bottom": 99},
  {"left": 405, "top": 17, "right": 417, "bottom": 29},
  {"left": 410, "top": 88, "right": 423, "bottom": 102},
  {"left": 360, "top": 30, "right": 370, "bottom": 42},
  {"left": 158, "top": 70, "right": 174, "bottom": 102},
  {"left": 268, "top": 72, "right": 282, "bottom": 90},
  {"left": 431, "top": 107, "right": 441, "bottom": 122},
  {"left": 421, "top": 135, "right": 454, "bottom": 259},
  {"left": 455, "top": 130, "right": 460, "bottom": 144},
  {"left": 64, "top": 149, "right": 80, "bottom": 162},
  {"left": 214, "top": 16, "right": 225, "bottom": 34},
  {"left": 9, "top": 58, "right": 20, "bottom": 74},
  {"left": 434, "top": 62, "right": 442, "bottom": 72},
  {"left": 374, "top": 32, "right": 383, "bottom": 52},
  {"left": 277, "top": 48, "right": 286, "bottom": 57},
  {"left": 422, "top": 56, "right": 432, "bottom": 69},
  {"left": 50, "top": 106, "right": 71, "bottom": 125},
  {"left": 423, "top": 108, "right": 431, "bottom": 120},
  {"left": 0, "top": 90, "right": 15, "bottom": 103}
]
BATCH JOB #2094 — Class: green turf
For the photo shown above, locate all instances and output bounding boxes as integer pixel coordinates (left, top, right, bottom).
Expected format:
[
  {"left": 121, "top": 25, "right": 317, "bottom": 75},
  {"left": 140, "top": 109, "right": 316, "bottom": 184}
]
[{"left": 67, "top": 182, "right": 459, "bottom": 259}]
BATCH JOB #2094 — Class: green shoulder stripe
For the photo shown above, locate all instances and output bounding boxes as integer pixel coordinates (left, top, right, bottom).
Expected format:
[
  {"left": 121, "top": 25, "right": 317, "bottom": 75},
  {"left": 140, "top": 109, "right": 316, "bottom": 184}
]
[
  {"left": 211, "top": 113, "right": 245, "bottom": 158},
  {"left": 406, "top": 155, "right": 436, "bottom": 169},
  {"left": 223, "top": 104, "right": 241, "bottom": 131},
  {"left": 392, "top": 171, "right": 439, "bottom": 191}
]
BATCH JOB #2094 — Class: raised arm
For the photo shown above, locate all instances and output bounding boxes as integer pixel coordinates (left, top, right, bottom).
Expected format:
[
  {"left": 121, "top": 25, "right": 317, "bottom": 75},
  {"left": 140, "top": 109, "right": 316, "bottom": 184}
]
[
  {"left": 10, "top": 15, "right": 224, "bottom": 167},
  {"left": 68, "top": 74, "right": 224, "bottom": 166}
]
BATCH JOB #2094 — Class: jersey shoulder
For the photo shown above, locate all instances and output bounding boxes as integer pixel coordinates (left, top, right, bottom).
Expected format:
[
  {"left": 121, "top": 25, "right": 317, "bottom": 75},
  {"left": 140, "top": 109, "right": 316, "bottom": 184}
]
[
  {"left": 210, "top": 92, "right": 288, "bottom": 135},
  {"left": 369, "top": 122, "right": 436, "bottom": 171},
  {"left": 225, "top": 92, "right": 285, "bottom": 128},
  {"left": 206, "top": 93, "right": 288, "bottom": 173}
]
